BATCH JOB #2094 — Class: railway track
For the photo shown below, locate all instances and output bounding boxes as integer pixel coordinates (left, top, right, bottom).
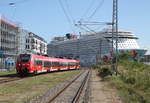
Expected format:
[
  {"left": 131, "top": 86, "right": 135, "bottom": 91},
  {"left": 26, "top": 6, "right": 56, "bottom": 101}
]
[
  {"left": 0, "top": 77, "right": 22, "bottom": 84},
  {"left": 47, "top": 69, "right": 91, "bottom": 103},
  {"left": 0, "top": 69, "right": 81, "bottom": 84}
]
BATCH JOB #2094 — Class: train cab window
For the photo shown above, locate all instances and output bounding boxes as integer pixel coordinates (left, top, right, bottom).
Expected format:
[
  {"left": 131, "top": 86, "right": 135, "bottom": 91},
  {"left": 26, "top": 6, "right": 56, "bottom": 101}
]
[
  {"left": 20, "top": 54, "right": 31, "bottom": 62},
  {"left": 34, "top": 60, "right": 42, "bottom": 65}
]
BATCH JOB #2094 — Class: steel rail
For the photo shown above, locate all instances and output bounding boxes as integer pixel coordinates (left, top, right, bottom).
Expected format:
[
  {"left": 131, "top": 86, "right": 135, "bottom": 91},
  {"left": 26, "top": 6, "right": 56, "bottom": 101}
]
[
  {"left": 0, "top": 78, "right": 22, "bottom": 84},
  {"left": 71, "top": 70, "right": 90, "bottom": 103},
  {"left": 48, "top": 70, "right": 86, "bottom": 103},
  {"left": 0, "top": 69, "right": 80, "bottom": 84}
]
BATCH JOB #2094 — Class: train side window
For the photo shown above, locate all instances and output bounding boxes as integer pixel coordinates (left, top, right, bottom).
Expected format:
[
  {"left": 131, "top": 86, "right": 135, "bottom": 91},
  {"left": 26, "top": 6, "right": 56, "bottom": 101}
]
[
  {"left": 69, "top": 63, "right": 72, "bottom": 66},
  {"left": 62, "top": 63, "right": 64, "bottom": 66},
  {"left": 44, "top": 61, "right": 51, "bottom": 67},
  {"left": 59, "top": 62, "right": 67, "bottom": 66},
  {"left": 68, "top": 63, "right": 70, "bottom": 66},
  {"left": 73, "top": 63, "right": 76, "bottom": 66},
  {"left": 52, "top": 62, "right": 59, "bottom": 67},
  {"left": 68, "top": 63, "right": 72, "bottom": 66},
  {"left": 34, "top": 60, "right": 42, "bottom": 65},
  {"left": 60, "top": 62, "right": 63, "bottom": 66},
  {"left": 76, "top": 63, "right": 79, "bottom": 66},
  {"left": 70, "top": 63, "right": 75, "bottom": 66},
  {"left": 64, "top": 63, "right": 67, "bottom": 66},
  {"left": 64, "top": 62, "right": 67, "bottom": 66}
]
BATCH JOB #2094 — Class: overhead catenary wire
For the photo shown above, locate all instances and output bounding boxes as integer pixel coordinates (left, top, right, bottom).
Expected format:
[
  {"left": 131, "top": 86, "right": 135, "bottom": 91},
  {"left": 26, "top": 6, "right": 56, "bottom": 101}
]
[
  {"left": 75, "top": 21, "right": 112, "bottom": 43},
  {"left": 84, "top": 25, "right": 112, "bottom": 42},
  {"left": 58, "top": 0, "right": 75, "bottom": 34},
  {"left": 64, "top": 0, "right": 75, "bottom": 25},
  {"left": 64, "top": 0, "right": 79, "bottom": 34},
  {"left": 76, "top": 25, "right": 91, "bottom": 33},
  {"left": 81, "top": 0, "right": 97, "bottom": 19},
  {"left": 88, "top": 0, "right": 105, "bottom": 19}
]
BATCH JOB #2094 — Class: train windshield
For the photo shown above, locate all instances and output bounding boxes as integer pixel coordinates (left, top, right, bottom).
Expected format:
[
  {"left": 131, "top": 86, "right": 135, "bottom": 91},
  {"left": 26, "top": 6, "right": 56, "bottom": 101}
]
[{"left": 20, "top": 54, "right": 31, "bottom": 62}]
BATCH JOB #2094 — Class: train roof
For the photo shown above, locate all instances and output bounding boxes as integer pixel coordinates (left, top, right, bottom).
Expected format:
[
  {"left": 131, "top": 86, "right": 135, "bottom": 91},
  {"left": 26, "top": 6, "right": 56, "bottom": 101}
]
[{"left": 29, "top": 54, "right": 79, "bottom": 62}]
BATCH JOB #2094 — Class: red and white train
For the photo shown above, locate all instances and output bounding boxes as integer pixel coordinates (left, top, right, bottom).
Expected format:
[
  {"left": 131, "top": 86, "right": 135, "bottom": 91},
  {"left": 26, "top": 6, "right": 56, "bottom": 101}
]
[{"left": 16, "top": 54, "right": 80, "bottom": 76}]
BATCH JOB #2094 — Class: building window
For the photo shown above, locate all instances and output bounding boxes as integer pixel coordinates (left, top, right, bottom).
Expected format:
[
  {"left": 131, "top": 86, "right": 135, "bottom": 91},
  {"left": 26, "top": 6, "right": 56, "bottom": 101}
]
[
  {"left": 25, "top": 45, "right": 28, "bottom": 49},
  {"left": 31, "top": 39, "right": 35, "bottom": 43},
  {"left": 26, "top": 39, "right": 30, "bottom": 43},
  {"left": 32, "top": 45, "right": 35, "bottom": 49}
]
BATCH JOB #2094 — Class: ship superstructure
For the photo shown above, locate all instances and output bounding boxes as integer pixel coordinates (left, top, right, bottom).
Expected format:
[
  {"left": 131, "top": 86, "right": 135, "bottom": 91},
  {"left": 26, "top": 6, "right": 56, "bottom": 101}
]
[
  {"left": 101, "top": 28, "right": 147, "bottom": 56},
  {"left": 48, "top": 28, "right": 147, "bottom": 65}
]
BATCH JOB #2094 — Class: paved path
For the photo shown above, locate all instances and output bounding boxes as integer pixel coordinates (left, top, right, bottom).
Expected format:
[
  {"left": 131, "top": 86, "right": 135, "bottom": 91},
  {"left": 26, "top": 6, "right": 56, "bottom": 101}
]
[{"left": 91, "top": 70, "right": 122, "bottom": 103}]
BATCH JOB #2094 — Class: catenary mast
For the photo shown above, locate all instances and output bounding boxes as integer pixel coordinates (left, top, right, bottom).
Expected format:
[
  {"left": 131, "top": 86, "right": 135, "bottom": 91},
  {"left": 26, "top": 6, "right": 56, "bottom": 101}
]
[{"left": 112, "top": 0, "right": 118, "bottom": 73}]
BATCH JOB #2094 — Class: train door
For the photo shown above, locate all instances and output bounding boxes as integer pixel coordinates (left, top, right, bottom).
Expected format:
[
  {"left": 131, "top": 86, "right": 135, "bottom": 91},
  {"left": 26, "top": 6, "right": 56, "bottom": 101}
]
[
  {"left": 42, "top": 60, "right": 44, "bottom": 71},
  {"left": 47, "top": 61, "right": 52, "bottom": 72}
]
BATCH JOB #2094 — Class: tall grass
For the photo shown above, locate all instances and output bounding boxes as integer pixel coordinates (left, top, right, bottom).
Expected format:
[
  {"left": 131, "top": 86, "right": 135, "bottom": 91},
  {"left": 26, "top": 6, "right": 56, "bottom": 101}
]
[
  {"left": 110, "top": 60, "right": 150, "bottom": 103},
  {"left": 95, "top": 59, "right": 150, "bottom": 103}
]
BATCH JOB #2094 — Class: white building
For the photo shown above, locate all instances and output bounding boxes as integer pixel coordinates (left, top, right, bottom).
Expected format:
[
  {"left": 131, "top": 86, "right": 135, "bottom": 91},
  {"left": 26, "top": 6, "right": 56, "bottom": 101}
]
[
  {"left": 0, "top": 15, "right": 19, "bottom": 69},
  {"left": 18, "top": 28, "right": 29, "bottom": 54},
  {"left": 28, "top": 32, "right": 47, "bottom": 55},
  {"left": 18, "top": 28, "right": 47, "bottom": 55},
  {"left": 0, "top": 15, "right": 47, "bottom": 70}
]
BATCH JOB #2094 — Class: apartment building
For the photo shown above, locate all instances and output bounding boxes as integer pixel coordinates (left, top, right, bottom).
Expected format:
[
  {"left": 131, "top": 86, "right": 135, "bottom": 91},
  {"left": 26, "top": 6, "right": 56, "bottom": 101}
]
[
  {"left": 18, "top": 29, "right": 47, "bottom": 55},
  {"left": 18, "top": 28, "right": 28, "bottom": 54},
  {"left": 0, "top": 16, "right": 47, "bottom": 70},
  {"left": 0, "top": 16, "right": 19, "bottom": 69},
  {"left": 27, "top": 32, "right": 47, "bottom": 55}
]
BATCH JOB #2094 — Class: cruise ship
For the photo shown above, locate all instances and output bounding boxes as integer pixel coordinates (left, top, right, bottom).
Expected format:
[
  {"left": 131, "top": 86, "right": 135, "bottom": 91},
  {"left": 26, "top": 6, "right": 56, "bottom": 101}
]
[
  {"left": 101, "top": 28, "right": 147, "bottom": 56},
  {"left": 48, "top": 28, "right": 147, "bottom": 65}
]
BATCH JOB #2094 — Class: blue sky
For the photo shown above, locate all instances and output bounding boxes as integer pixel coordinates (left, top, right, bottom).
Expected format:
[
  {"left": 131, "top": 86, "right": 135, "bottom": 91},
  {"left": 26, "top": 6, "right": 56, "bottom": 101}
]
[{"left": 0, "top": 0, "right": 150, "bottom": 52}]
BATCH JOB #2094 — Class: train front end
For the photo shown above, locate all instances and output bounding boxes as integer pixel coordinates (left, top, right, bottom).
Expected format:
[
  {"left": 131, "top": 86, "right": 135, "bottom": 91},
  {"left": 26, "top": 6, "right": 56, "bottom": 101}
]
[{"left": 16, "top": 54, "right": 32, "bottom": 76}]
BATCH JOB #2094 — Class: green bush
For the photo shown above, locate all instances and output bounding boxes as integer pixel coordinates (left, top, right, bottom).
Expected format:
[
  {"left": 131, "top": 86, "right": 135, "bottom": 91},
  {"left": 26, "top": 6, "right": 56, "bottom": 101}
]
[
  {"left": 92, "top": 64, "right": 101, "bottom": 69},
  {"left": 98, "top": 66, "right": 112, "bottom": 78},
  {"left": 108, "top": 60, "right": 150, "bottom": 103}
]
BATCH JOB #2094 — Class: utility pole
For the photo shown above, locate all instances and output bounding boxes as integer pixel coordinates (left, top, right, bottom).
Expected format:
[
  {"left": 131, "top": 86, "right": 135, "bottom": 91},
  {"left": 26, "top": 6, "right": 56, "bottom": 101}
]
[{"left": 112, "top": 0, "right": 118, "bottom": 74}]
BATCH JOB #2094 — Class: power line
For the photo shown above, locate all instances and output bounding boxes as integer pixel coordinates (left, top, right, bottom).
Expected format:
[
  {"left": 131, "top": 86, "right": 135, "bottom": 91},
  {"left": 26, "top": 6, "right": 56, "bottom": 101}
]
[
  {"left": 81, "top": 0, "right": 97, "bottom": 19},
  {"left": 58, "top": 0, "right": 75, "bottom": 33},
  {"left": 88, "top": 0, "right": 105, "bottom": 19},
  {"left": 64, "top": 0, "right": 75, "bottom": 25},
  {"left": 64, "top": 0, "right": 77, "bottom": 34}
]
